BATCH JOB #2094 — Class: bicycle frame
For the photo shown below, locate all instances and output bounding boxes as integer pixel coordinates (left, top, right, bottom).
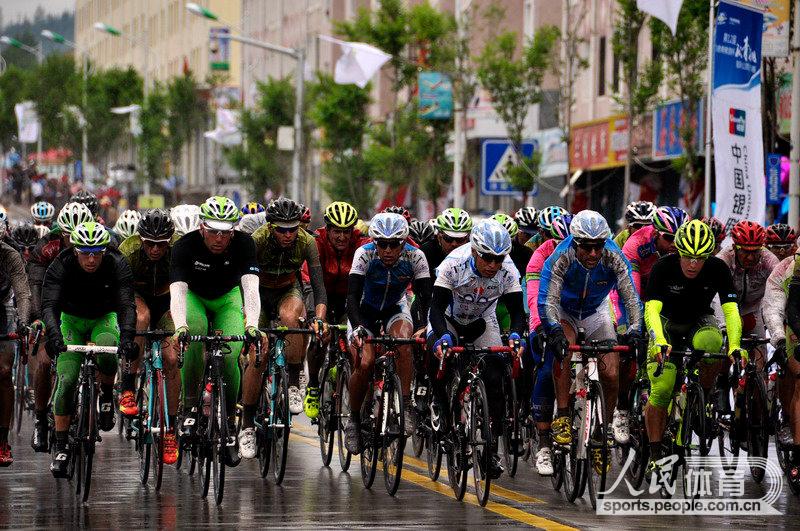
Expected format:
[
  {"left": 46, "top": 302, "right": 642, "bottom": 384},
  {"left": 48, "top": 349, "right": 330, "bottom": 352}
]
[
  {"left": 261, "top": 327, "right": 315, "bottom": 430},
  {"left": 135, "top": 330, "right": 173, "bottom": 441}
]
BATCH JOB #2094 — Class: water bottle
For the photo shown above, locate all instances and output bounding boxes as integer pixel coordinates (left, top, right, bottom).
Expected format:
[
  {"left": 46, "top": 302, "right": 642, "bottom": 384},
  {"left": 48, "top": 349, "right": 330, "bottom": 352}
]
[{"left": 202, "top": 382, "right": 213, "bottom": 417}]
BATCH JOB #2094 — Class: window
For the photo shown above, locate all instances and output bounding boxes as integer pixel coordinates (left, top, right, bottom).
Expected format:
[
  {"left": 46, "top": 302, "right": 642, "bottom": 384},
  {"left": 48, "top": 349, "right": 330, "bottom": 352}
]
[
  {"left": 612, "top": 52, "right": 620, "bottom": 94},
  {"left": 598, "top": 36, "right": 606, "bottom": 96}
]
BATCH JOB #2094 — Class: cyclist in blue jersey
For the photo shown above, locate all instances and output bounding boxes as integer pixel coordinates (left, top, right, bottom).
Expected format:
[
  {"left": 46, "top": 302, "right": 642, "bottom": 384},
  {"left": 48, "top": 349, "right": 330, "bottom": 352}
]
[{"left": 343, "top": 213, "right": 431, "bottom": 455}]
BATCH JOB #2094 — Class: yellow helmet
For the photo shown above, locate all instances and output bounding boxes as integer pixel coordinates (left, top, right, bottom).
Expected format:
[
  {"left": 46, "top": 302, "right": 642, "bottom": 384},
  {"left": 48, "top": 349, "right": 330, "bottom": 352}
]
[
  {"left": 324, "top": 201, "right": 358, "bottom": 229},
  {"left": 355, "top": 218, "right": 369, "bottom": 235},
  {"left": 674, "top": 219, "right": 715, "bottom": 258}
]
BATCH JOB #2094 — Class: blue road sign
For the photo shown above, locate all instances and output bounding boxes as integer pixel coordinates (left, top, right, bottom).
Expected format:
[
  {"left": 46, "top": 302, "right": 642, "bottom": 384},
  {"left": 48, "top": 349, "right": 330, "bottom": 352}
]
[{"left": 481, "top": 139, "right": 536, "bottom": 196}]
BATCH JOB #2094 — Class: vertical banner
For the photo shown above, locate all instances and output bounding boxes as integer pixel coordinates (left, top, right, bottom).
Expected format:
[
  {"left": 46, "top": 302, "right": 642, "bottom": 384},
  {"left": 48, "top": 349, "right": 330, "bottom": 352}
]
[
  {"left": 418, "top": 72, "right": 453, "bottom": 120},
  {"left": 209, "top": 27, "right": 231, "bottom": 71},
  {"left": 766, "top": 153, "right": 782, "bottom": 204},
  {"left": 14, "top": 101, "right": 40, "bottom": 144},
  {"left": 712, "top": 1, "right": 765, "bottom": 230}
]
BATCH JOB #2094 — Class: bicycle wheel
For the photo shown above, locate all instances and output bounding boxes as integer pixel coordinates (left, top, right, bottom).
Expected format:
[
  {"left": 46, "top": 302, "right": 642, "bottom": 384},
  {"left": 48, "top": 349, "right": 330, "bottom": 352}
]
[
  {"left": 446, "top": 428, "right": 468, "bottom": 500},
  {"left": 13, "top": 357, "right": 24, "bottom": 434},
  {"left": 425, "top": 395, "right": 443, "bottom": 481},
  {"left": 501, "top": 373, "right": 519, "bottom": 478},
  {"left": 152, "top": 371, "right": 166, "bottom": 491},
  {"left": 551, "top": 448, "right": 564, "bottom": 491},
  {"left": 257, "top": 372, "right": 271, "bottom": 478},
  {"left": 745, "top": 375, "right": 769, "bottom": 483},
  {"left": 271, "top": 367, "right": 290, "bottom": 484},
  {"left": 586, "top": 381, "right": 608, "bottom": 510},
  {"left": 335, "top": 363, "right": 353, "bottom": 472},
  {"left": 562, "top": 405, "right": 585, "bottom": 503},
  {"left": 318, "top": 359, "right": 335, "bottom": 466},
  {"left": 469, "top": 378, "right": 492, "bottom": 507},
  {"left": 716, "top": 388, "right": 739, "bottom": 471},
  {"left": 623, "top": 379, "right": 649, "bottom": 489},
  {"left": 382, "top": 373, "right": 406, "bottom": 496},
  {"left": 137, "top": 379, "right": 151, "bottom": 485},
  {"left": 211, "top": 379, "right": 227, "bottom": 505},
  {"left": 680, "top": 382, "right": 706, "bottom": 499},
  {"left": 80, "top": 379, "right": 96, "bottom": 502},
  {"left": 360, "top": 382, "right": 378, "bottom": 489}
]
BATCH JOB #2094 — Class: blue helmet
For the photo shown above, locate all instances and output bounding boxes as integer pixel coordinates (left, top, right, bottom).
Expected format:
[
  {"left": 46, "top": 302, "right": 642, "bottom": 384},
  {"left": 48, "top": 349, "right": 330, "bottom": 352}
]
[
  {"left": 569, "top": 210, "right": 611, "bottom": 241},
  {"left": 537, "top": 205, "right": 568, "bottom": 232},
  {"left": 369, "top": 212, "right": 409, "bottom": 240},
  {"left": 470, "top": 219, "right": 512, "bottom": 255},
  {"left": 652, "top": 206, "right": 688, "bottom": 235},
  {"left": 550, "top": 214, "right": 574, "bottom": 240},
  {"left": 30, "top": 201, "right": 55, "bottom": 222}
]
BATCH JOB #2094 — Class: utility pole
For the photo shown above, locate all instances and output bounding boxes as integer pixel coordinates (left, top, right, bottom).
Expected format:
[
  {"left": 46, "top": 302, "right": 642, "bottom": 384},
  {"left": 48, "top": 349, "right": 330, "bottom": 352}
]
[{"left": 789, "top": 0, "right": 800, "bottom": 228}]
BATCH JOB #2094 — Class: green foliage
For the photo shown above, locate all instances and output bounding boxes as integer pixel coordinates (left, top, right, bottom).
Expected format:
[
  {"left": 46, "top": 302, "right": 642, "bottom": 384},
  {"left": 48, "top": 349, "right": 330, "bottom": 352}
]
[
  {"left": 166, "top": 72, "right": 208, "bottom": 165},
  {"left": 224, "top": 77, "right": 294, "bottom": 197},
  {"left": 85, "top": 66, "right": 142, "bottom": 163},
  {"left": 138, "top": 83, "right": 169, "bottom": 184},
  {"left": 0, "top": 65, "right": 33, "bottom": 147},
  {"left": 505, "top": 152, "right": 543, "bottom": 197},
  {"left": 28, "top": 54, "right": 81, "bottom": 150}
]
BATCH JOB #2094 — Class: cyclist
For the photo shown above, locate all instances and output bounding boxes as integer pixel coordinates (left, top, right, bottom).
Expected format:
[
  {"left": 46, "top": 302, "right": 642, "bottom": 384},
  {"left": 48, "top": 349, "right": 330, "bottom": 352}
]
[
  {"left": 490, "top": 213, "right": 521, "bottom": 333},
  {"left": 42, "top": 222, "right": 137, "bottom": 477},
  {"left": 118, "top": 209, "right": 181, "bottom": 462},
  {"left": 525, "top": 213, "right": 572, "bottom": 475},
  {"left": 420, "top": 208, "right": 473, "bottom": 279},
  {"left": 701, "top": 216, "right": 726, "bottom": 255},
  {"left": 238, "top": 212, "right": 268, "bottom": 235},
  {"left": 250, "top": 197, "right": 328, "bottom": 423},
  {"left": 28, "top": 203, "right": 95, "bottom": 454},
  {"left": 429, "top": 219, "right": 526, "bottom": 478},
  {"left": 170, "top": 204, "right": 201, "bottom": 236},
  {"left": 303, "top": 202, "right": 368, "bottom": 420},
  {"left": 642, "top": 220, "right": 745, "bottom": 474},
  {"left": 9, "top": 223, "right": 41, "bottom": 261},
  {"left": 343, "top": 213, "right": 431, "bottom": 455},
  {"left": 300, "top": 204, "right": 312, "bottom": 233},
  {"left": 30, "top": 201, "right": 55, "bottom": 228},
  {"left": 514, "top": 206, "right": 538, "bottom": 241},
  {"left": 526, "top": 206, "right": 567, "bottom": 252},
  {"left": 766, "top": 223, "right": 798, "bottom": 261},
  {"left": 241, "top": 202, "right": 265, "bottom": 215},
  {"left": 169, "top": 196, "right": 262, "bottom": 465},
  {"left": 0, "top": 238, "right": 31, "bottom": 466},
  {"left": 614, "top": 201, "right": 655, "bottom": 248},
  {"left": 409, "top": 219, "right": 435, "bottom": 246},
  {"left": 621, "top": 205, "right": 686, "bottom": 295},
  {"left": 782, "top": 258, "right": 800, "bottom": 485},
  {"left": 114, "top": 209, "right": 141, "bottom": 240},
  {"left": 538, "top": 210, "right": 643, "bottom": 457}
]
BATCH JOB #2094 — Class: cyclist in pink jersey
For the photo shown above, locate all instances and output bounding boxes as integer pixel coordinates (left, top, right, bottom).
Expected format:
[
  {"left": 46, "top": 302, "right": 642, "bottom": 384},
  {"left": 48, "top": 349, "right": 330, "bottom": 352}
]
[{"left": 621, "top": 206, "right": 687, "bottom": 295}]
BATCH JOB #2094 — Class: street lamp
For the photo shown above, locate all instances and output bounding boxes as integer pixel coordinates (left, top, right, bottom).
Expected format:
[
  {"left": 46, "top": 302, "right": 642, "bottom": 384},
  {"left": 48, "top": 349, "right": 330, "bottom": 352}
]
[
  {"left": 41, "top": 29, "right": 90, "bottom": 180},
  {"left": 186, "top": 2, "right": 305, "bottom": 201},
  {"left": 1, "top": 35, "right": 44, "bottom": 164}
]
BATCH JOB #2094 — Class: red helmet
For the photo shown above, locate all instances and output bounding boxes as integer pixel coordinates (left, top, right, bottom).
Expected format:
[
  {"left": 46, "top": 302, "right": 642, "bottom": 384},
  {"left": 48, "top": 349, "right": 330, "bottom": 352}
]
[
  {"left": 766, "top": 223, "right": 797, "bottom": 244},
  {"left": 701, "top": 216, "right": 726, "bottom": 242},
  {"left": 730, "top": 220, "right": 766, "bottom": 247},
  {"left": 300, "top": 204, "right": 311, "bottom": 224}
]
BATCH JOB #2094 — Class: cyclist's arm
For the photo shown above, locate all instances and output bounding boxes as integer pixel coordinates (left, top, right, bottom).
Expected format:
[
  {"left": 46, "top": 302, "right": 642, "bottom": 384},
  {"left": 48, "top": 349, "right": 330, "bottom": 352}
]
[
  {"left": 169, "top": 282, "right": 188, "bottom": 330},
  {"left": 346, "top": 273, "right": 365, "bottom": 327},
  {"left": 41, "top": 257, "right": 65, "bottom": 340},
  {"left": 27, "top": 261, "right": 45, "bottom": 322},
  {"left": 763, "top": 261, "right": 790, "bottom": 345},
  {"left": 500, "top": 291, "right": 525, "bottom": 337},
  {"left": 621, "top": 236, "right": 642, "bottom": 295},
  {"left": 537, "top": 250, "right": 568, "bottom": 333},
  {"left": 410, "top": 249, "right": 431, "bottom": 328},
  {"left": 304, "top": 240, "right": 327, "bottom": 319},
  {"left": 4, "top": 245, "right": 31, "bottom": 324},
  {"left": 609, "top": 249, "right": 642, "bottom": 332},
  {"left": 644, "top": 299, "right": 667, "bottom": 345},
  {"left": 428, "top": 285, "right": 452, "bottom": 339},
  {"left": 721, "top": 302, "right": 742, "bottom": 351},
  {"left": 525, "top": 244, "right": 549, "bottom": 332},
  {"left": 786, "top": 278, "right": 800, "bottom": 341},
  {"left": 241, "top": 274, "right": 260, "bottom": 328},
  {"left": 114, "top": 256, "right": 137, "bottom": 340}
]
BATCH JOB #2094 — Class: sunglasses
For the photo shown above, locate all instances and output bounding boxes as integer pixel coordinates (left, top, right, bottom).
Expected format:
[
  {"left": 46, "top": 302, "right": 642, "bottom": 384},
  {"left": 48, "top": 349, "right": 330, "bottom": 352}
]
[
  {"left": 376, "top": 239, "right": 403, "bottom": 249},
  {"left": 275, "top": 225, "right": 299, "bottom": 234},
  {"left": 735, "top": 245, "right": 762, "bottom": 253},
  {"left": 768, "top": 243, "right": 794, "bottom": 250},
  {"left": 142, "top": 239, "right": 169, "bottom": 248},
  {"left": 479, "top": 252, "right": 505, "bottom": 264},
  {"left": 680, "top": 255, "right": 707, "bottom": 263},
  {"left": 441, "top": 234, "right": 469, "bottom": 245},
  {"left": 76, "top": 248, "right": 105, "bottom": 258},
  {"left": 205, "top": 228, "right": 234, "bottom": 237},
  {"left": 659, "top": 233, "right": 675, "bottom": 243},
  {"left": 576, "top": 241, "right": 605, "bottom": 253}
]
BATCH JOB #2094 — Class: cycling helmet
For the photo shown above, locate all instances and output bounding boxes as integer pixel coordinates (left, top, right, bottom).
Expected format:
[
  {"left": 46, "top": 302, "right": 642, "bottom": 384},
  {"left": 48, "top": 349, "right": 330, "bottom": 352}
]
[
  {"left": 384, "top": 205, "right": 411, "bottom": 223},
  {"left": 170, "top": 204, "right": 201, "bottom": 235},
  {"left": 537, "top": 206, "right": 568, "bottom": 233},
  {"left": 237, "top": 212, "right": 268, "bottom": 234},
  {"left": 70, "top": 221, "right": 111, "bottom": 249},
  {"left": 435, "top": 208, "right": 473, "bottom": 237},
  {"left": 300, "top": 204, "right": 311, "bottom": 224},
  {"left": 241, "top": 202, "right": 265, "bottom": 215},
  {"left": 138, "top": 209, "right": 174, "bottom": 241},
  {"left": 701, "top": 216, "right": 726, "bottom": 243},
  {"left": 200, "top": 196, "right": 240, "bottom": 230},
  {"left": 33, "top": 224, "right": 49, "bottom": 239},
  {"left": 569, "top": 210, "right": 611, "bottom": 241},
  {"left": 652, "top": 206, "right": 688, "bottom": 235},
  {"left": 324, "top": 201, "right": 358, "bottom": 229},
  {"left": 114, "top": 210, "right": 141, "bottom": 239},
  {"left": 550, "top": 213, "right": 574, "bottom": 240},
  {"left": 624, "top": 201, "right": 656, "bottom": 225},
  {"left": 514, "top": 206, "right": 538, "bottom": 232},
  {"left": 57, "top": 202, "right": 94, "bottom": 233},
  {"left": 70, "top": 189, "right": 100, "bottom": 216},
  {"left": 30, "top": 201, "right": 55, "bottom": 223},
  {"left": 730, "top": 220, "right": 766, "bottom": 247},
  {"left": 11, "top": 223, "right": 40, "bottom": 247},
  {"left": 490, "top": 213, "right": 519, "bottom": 238},
  {"left": 266, "top": 197, "right": 302, "bottom": 227},
  {"left": 368, "top": 212, "right": 409, "bottom": 240},
  {"left": 470, "top": 219, "right": 512, "bottom": 256},
  {"left": 674, "top": 219, "right": 715, "bottom": 258},
  {"left": 766, "top": 223, "right": 797, "bottom": 245},
  {"left": 409, "top": 219, "right": 436, "bottom": 244}
]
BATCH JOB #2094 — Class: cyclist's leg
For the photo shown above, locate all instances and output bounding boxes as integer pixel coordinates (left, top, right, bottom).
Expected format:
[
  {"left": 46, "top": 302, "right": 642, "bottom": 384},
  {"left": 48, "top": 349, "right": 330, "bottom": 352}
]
[
  {"left": 206, "top": 287, "right": 245, "bottom": 417},
  {"left": 346, "top": 317, "right": 376, "bottom": 415},
  {"left": 126, "top": 294, "right": 150, "bottom": 388},
  {"left": 32, "top": 339, "right": 51, "bottom": 448},
  {"left": 179, "top": 291, "right": 209, "bottom": 408},
  {"left": 277, "top": 286, "right": 306, "bottom": 390},
  {"left": 553, "top": 313, "right": 578, "bottom": 414},
  {"left": 387, "top": 302, "right": 414, "bottom": 397},
  {"left": 693, "top": 315, "right": 727, "bottom": 398},
  {"left": 780, "top": 329, "right": 798, "bottom": 439},
  {"left": 89, "top": 313, "right": 121, "bottom": 393},
  {"left": 582, "top": 307, "right": 620, "bottom": 420},
  {"left": 0, "top": 298, "right": 15, "bottom": 452},
  {"left": 155, "top": 310, "right": 180, "bottom": 419},
  {"left": 53, "top": 313, "right": 92, "bottom": 432}
]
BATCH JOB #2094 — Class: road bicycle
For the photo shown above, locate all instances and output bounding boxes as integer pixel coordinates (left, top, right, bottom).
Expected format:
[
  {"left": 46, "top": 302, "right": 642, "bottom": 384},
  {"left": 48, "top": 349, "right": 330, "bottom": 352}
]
[{"left": 317, "top": 324, "right": 350, "bottom": 469}]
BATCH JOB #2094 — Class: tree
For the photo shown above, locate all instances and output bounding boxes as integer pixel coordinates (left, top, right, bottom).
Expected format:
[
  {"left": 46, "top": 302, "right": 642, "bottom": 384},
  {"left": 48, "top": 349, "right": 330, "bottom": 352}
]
[
  {"left": 612, "top": 0, "right": 663, "bottom": 207},
  {"left": 138, "top": 82, "right": 170, "bottom": 185},
  {"left": 165, "top": 72, "right": 207, "bottom": 175},
  {"left": 0, "top": 30, "right": 38, "bottom": 70},
  {"left": 0, "top": 65, "right": 33, "bottom": 148},
  {"left": 28, "top": 54, "right": 81, "bottom": 151},
  {"left": 476, "top": 25, "right": 559, "bottom": 202}
]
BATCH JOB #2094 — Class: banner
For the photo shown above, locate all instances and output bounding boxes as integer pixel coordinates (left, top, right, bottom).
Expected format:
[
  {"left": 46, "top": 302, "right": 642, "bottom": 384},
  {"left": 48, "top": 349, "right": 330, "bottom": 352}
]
[
  {"left": 740, "top": 0, "right": 790, "bottom": 57},
  {"left": 712, "top": 1, "right": 765, "bottom": 229},
  {"left": 569, "top": 114, "right": 653, "bottom": 171},
  {"left": 652, "top": 99, "right": 704, "bottom": 159},
  {"left": 209, "top": 27, "right": 231, "bottom": 71},
  {"left": 418, "top": 72, "right": 453, "bottom": 120},
  {"left": 14, "top": 101, "right": 39, "bottom": 144}
]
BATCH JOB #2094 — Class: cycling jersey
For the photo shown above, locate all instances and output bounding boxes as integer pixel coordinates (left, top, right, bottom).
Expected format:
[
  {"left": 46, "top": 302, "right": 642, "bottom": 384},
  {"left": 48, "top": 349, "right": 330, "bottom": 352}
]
[
  {"left": 621, "top": 225, "right": 660, "bottom": 294},
  {"left": 538, "top": 236, "right": 642, "bottom": 333},
  {"left": 525, "top": 238, "right": 558, "bottom": 331},
  {"left": 716, "top": 246, "right": 778, "bottom": 316},
  {"left": 420, "top": 239, "right": 448, "bottom": 280},
  {"left": 313, "top": 227, "right": 370, "bottom": 299},
  {"left": 0, "top": 241, "right": 31, "bottom": 325},
  {"left": 349, "top": 242, "right": 429, "bottom": 313},
  {"left": 510, "top": 239, "right": 533, "bottom": 282},
  {"left": 763, "top": 255, "right": 795, "bottom": 346},
  {"left": 119, "top": 233, "right": 181, "bottom": 298},
  {"left": 524, "top": 232, "right": 544, "bottom": 252},
  {"left": 613, "top": 228, "right": 631, "bottom": 248},
  {"left": 251, "top": 224, "right": 321, "bottom": 289}
]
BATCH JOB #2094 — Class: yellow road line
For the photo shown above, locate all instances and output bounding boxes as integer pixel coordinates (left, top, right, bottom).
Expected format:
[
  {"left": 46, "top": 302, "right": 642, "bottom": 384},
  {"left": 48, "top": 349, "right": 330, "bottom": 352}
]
[{"left": 288, "top": 428, "right": 577, "bottom": 531}]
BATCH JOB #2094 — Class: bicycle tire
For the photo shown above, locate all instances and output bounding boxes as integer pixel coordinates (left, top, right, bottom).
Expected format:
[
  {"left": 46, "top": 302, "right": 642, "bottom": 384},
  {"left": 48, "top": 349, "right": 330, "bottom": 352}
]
[
  {"left": 716, "top": 388, "right": 739, "bottom": 471},
  {"left": 551, "top": 448, "right": 564, "bottom": 491},
  {"left": 138, "top": 379, "right": 151, "bottom": 485},
  {"left": 623, "top": 379, "right": 649, "bottom": 489},
  {"left": 425, "top": 394, "right": 442, "bottom": 481},
  {"left": 212, "top": 377, "right": 227, "bottom": 505},
  {"left": 318, "top": 358, "right": 335, "bottom": 467},
  {"left": 563, "top": 405, "right": 584, "bottom": 503},
  {"left": 679, "top": 382, "right": 706, "bottom": 499},
  {"left": 335, "top": 363, "right": 353, "bottom": 472},
  {"left": 152, "top": 371, "right": 166, "bottom": 491},
  {"left": 470, "top": 378, "right": 492, "bottom": 507},
  {"left": 745, "top": 374, "right": 769, "bottom": 483},
  {"left": 199, "top": 392, "right": 212, "bottom": 498},
  {"left": 271, "top": 367, "right": 290, "bottom": 485},
  {"left": 80, "top": 375, "right": 96, "bottom": 502},
  {"left": 382, "top": 373, "right": 405, "bottom": 496},
  {"left": 360, "top": 381, "right": 378, "bottom": 489},
  {"left": 257, "top": 371, "right": 271, "bottom": 478},
  {"left": 502, "top": 371, "right": 520, "bottom": 478},
  {"left": 13, "top": 357, "right": 24, "bottom": 434},
  {"left": 586, "top": 381, "right": 608, "bottom": 510}
]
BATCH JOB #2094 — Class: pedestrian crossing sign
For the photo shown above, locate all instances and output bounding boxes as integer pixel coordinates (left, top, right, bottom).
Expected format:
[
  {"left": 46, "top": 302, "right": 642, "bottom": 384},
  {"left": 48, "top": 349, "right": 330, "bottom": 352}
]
[{"left": 481, "top": 140, "right": 535, "bottom": 195}]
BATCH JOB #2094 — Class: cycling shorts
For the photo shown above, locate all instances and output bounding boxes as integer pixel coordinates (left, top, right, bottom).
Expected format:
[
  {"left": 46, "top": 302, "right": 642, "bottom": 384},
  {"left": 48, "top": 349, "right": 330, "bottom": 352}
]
[
  {"left": 136, "top": 292, "right": 172, "bottom": 330},
  {"left": 557, "top": 300, "right": 616, "bottom": 343},
  {"left": 259, "top": 281, "right": 303, "bottom": 326},
  {"left": 347, "top": 299, "right": 412, "bottom": 343}
]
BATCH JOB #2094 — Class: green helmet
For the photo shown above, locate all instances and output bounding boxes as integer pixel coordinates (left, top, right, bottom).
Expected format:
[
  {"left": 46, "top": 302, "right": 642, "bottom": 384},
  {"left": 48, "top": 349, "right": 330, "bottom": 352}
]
[
  {"left": 490, "top": 213, "right": 519, "bottom": 238},
  {"left": 435, "top": 208, "right": 472, "bottom": 237},
  {"left": 674, "top": 219, "right": 715, "bottom": 258},
  {"left": 199, "top": 196, "right": 240, "bottom": 229},
  {"left": 57, "top": 202, "right": 94, "bottom": 234},
  {"left": 70, "top": 221, "right": 111, "bottom": 249}
]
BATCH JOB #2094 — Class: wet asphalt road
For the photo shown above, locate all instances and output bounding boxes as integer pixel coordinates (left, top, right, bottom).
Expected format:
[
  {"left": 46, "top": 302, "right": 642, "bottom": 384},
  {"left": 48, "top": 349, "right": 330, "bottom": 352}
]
[{"left": 1, "top": 413, "right": 798, "bottom": 529}]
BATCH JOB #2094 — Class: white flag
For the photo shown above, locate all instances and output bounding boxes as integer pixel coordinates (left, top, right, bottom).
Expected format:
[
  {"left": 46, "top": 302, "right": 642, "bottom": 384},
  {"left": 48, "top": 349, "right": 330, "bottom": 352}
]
[
  {"left": 14, "top": 101, "right": 40, "bottom": 144},
  {"left": 637, "top": 0, "right": 683, "bottom": 35},
  {"left": 319, "top": 35, "right": 391, "bottom": 88},
  {"left": 204, "top": 108, "right": 241, "bottom": 146}
]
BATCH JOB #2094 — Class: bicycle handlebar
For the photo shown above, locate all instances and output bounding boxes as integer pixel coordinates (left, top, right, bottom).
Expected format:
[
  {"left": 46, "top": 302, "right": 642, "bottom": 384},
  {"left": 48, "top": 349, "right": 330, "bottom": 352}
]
[
  {"left": 567, "top": 344, "right": 630, "bottom": 353},
  {"left": 65, "top": 345, "right": 119, "bottom": 354},
  {"left": 260, "top": 327, "right": 316, "bottom": 335},
  {"left": 365, "top": 337, "right": 426, "bottom": 346},
  {"left": 134, "top": 329, "right": 174, "bottom": 340}
]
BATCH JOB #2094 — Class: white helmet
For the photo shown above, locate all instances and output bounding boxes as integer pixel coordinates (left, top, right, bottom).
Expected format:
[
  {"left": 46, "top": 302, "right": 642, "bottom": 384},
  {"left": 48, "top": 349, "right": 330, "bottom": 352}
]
[
  {"left": 171, "top": 204, "right": 201, "bottom": 235},
  {"left": 237, "top": 212, "right": 268, "bottom": 234},
  {"left": 569, "top": 210, "right": 611, "bottom": 241},
  {"left": 57, "top": 202, "right": 94, "bottom": 234},
  {"left": 34, "top": 224, "right": 50, "bottom": 239},
  {"left": 114, "top": 209, "right": 141, "bottom": 239},
  {"left": 470, "top": 219, "right": 512, "bottom": 256},
  {"left": 368, "top": 212, "right": 409, "bottom": 240}
]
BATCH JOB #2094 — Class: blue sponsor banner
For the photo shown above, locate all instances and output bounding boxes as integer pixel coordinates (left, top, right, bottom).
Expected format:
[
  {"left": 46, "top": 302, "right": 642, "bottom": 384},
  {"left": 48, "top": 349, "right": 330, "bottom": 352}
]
[
  {"left": 766, "top": 153, "right": 782, "bottom": 205},
  {"left": 652, "top": 100, "right": 705, "bottom": 159},
  {"left": 418, "top": 72, "right": 453, "bottom": 120}
]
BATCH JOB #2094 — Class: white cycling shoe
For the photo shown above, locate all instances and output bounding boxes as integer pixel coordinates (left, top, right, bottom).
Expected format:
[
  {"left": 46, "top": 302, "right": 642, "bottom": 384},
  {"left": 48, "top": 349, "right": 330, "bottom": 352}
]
[
  {"left": 288, "top": 386, "right": 304, "bottom": 415},
  {"left": 238, "top": 427, "right": 257, "bottom": 459},
  {"left": 612, "top": 409, "right": 630, "bottom": 445},
  {"left": 535, "top": 447, "right": 554, "bottom": 476}
]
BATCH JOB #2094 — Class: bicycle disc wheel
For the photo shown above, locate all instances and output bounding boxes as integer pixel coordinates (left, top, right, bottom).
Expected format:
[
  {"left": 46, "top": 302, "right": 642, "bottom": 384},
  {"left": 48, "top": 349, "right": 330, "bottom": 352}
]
[
  {"left": 335, "top": 364, "right": 352, "bottom": 472},
  {"left": 257, "top": 373, "right": 271, "bottom": 478},
  {"left": 271, "top": 368, "right": 290, "bottom": 484},
  {"left": 152, "top": 372, "right": 166, "bottom": 491},
  {"left": 382, "top": 374, "right": 405, "bottom": 496},
  {"left": 586, "top": 381, "right": 608, "bottom": 509},
  {"left": 425, "top": 395, "right": 442, "bottom": 481},
  {"left": 746, "top": 375, "right": 769, "bottom": 483},
  {"left": 470, "top": 378, "right": 493, "bottom": 507},
  {"left": 360, "top": 382, "right": 378, "bottom": 489},
  {"left": 138, "top": 381, "right": 151, "bottom": 485},
  {"left": 318, "top": 360, "right": 335, "bottom": 466},
  {"left": 501, "top": 374, "right": 519, "bottom": 478},
  {"left": 563, "top": 405, "right": 585, "bottom": 503}
]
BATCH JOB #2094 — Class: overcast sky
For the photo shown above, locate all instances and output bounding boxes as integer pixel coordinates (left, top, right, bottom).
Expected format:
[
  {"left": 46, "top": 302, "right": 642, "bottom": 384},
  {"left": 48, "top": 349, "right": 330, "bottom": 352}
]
[{"left": 2, "top": 0, "right": 75, "bottom": 23}]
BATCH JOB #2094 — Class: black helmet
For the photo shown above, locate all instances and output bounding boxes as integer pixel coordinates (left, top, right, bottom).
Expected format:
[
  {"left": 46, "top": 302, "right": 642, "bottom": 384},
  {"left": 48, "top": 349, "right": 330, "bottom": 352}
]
[
  {"left": 137, "top": 209, "right": 175, "bottom": 241},
  {"left": 11, "top": 223, "right": 40, "bottom": 248},
  {"left": 266, "top": 197, "right": 302, "bottom": 224},
  {"left": 384, "top": 205, "right": 411, "bottom": 223},
  {"left": 70, "top": 189, "right": 99, "bottom": 216},
  {"left": 409, "top": 219, "right": 435, "bottom": 244}
]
